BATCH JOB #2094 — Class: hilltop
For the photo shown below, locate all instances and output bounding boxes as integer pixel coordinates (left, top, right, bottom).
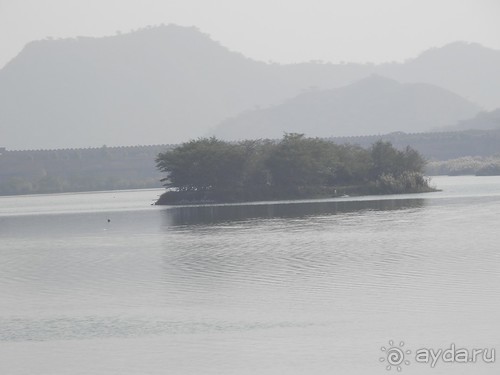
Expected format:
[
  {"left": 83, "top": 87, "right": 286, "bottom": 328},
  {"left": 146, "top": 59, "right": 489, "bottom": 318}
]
[
  {"left": 211, "top": 75, "right": 479, "bottom": 140},
  {"left": 1, "top": 25, "right": 499, "bottom": 149},
  {"left": 379, "top": 42, "right": 500, "bottom": 110},
  {"left": 445, "top": 108, "right": 500, "bottom": 131}
]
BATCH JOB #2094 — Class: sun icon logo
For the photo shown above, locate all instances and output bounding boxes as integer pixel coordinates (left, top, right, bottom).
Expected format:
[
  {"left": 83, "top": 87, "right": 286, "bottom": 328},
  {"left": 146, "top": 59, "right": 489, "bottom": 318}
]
[{"left": 379, "top": 340, "right": 411, "bottom": 371}]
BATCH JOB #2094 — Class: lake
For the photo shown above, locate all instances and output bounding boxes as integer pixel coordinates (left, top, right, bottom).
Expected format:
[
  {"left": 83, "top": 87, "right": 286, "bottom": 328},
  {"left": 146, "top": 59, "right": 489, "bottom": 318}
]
[{"left": 1, "top": 176, "right": 499, "bottom": 374}]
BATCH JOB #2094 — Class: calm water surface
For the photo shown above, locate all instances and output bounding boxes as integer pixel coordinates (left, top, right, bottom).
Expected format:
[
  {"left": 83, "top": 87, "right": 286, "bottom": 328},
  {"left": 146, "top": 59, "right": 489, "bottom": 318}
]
[{"left": 1, "top": 176, "right": 499, "bottom": 374}]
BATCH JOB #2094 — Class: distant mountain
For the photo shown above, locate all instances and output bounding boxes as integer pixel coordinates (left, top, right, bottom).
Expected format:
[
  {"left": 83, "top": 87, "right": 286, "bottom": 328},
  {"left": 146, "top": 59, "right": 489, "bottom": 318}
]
[
  {"left": 0, "top": 25, "right": 497, "bottom": 149},
  {"left": 446, "top": 108, "right": 500, "bottom": 131},
  {"left": 0, "top": 25, "right": 373, "bottom": 149},
  {"left": 211, "top": 75, "right": 480, "bottom": 140},
  {"left": 379, "top": 42, "right": 500, "bottom": 110}
]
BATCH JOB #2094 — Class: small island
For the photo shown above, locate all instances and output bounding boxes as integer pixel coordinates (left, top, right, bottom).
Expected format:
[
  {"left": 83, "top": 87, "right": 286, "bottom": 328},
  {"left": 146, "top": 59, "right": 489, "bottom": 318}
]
[{"left": 155, "top": 134, "right": 435, "bottom": 205}]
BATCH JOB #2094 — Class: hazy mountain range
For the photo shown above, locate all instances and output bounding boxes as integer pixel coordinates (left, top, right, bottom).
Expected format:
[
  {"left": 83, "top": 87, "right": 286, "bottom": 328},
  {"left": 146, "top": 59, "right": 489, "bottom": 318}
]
[
  {"left": 1, "top": 24, "right": 499, "bottom": 149},
  {"left": 211, "top": 75, "right": 480, "bottom": 140},
  {"left": 445, "top": 108, "right": 500, "bottom": 131}
]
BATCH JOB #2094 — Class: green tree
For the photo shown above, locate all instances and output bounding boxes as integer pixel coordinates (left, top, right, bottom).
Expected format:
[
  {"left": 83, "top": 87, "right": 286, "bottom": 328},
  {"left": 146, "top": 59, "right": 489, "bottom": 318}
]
[
  {"left": 370, "top": 141, "right": 425, "bottom": 178},
  {"left": 265, "top": 133, "right": 335, "bottom": 191},
  {"left": 156, "top": 137, "right": 246, "bottom": 191},
  {"left": 155, "top": 135, "right": 431, "bottom": 204}
]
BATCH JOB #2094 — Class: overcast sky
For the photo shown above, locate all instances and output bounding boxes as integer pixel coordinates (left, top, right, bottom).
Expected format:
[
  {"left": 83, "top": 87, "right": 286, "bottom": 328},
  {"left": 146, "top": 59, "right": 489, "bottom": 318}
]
[{"left": 1, "top": 0, "right": 499, "bottom": 68}]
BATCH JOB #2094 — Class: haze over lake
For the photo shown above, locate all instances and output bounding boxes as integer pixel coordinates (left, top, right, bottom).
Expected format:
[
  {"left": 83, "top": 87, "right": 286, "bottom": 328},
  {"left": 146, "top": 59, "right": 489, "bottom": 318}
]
[
  {"left": 1, "top": 1, "right": 499, "bottom": 374},
  {"left": 1, "top": 176, "right": 499, "bottom": 374}
]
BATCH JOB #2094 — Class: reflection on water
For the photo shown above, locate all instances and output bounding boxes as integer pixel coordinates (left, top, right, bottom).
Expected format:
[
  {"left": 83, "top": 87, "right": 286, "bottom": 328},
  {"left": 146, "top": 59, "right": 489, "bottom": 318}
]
[
  {"left": 0, "top": 176, "right": 500, "bottom": 375},
  {"left": 161, "top": 198, "right": 426, "bottom": 226}
]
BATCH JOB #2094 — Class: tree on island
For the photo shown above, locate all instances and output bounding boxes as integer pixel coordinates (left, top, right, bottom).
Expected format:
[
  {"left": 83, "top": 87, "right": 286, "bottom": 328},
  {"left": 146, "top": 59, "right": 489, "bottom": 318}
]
[{"left": 156, "top": 134, "right": 432, "bottom": 205}]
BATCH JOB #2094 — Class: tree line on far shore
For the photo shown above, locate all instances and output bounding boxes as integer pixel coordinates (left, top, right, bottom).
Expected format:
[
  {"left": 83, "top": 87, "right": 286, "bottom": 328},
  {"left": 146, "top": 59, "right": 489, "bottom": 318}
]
[{"left": 155, "top": 134, "right": 433, "bottom": 204}]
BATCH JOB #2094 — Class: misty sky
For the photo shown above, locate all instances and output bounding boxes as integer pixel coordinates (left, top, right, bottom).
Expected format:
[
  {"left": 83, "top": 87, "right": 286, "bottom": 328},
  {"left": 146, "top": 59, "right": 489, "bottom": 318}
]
[{"left": 0, "top": 0, "right": 499, "bottom": 68}]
